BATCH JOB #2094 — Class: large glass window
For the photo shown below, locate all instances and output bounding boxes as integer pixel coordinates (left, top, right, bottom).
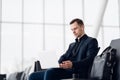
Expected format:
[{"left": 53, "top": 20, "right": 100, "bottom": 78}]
[
  {"left": 65, "top": 25, "right": 74, "bottom": 50},
  {"left": 45, "top": 25, "right": 63, "bottom": 52},
  {"left": 84, "top": 0, "right": 103, "bottom": 25},
  {"left": 103, "top": 27, "right": 120, "bottom": 46},
  {"left": 45, "top": 0, "right": 63, "bottom": 24},
  {"left": 1, "top": 24, "right": 22, "bottom": 73},
  {"left": 23, "top": 24, "right": 43, "bottom": 68},
  {"left": 103, "top": 0, "right": 119, "bottom": 26},
  {"left": 24, "top": 0, "right": 43, "bottom": 23},
  {"left": 65, "top": 0, "right": 83, "bottom": 24},
  {"left": 2, "top": 0, "right": 22, "bottom": 22}
]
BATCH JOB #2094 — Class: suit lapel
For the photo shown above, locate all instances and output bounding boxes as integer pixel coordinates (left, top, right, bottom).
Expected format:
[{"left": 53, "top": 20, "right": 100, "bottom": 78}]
[{"left": 74, "top": 36, "right": 88, "bottom": 56}]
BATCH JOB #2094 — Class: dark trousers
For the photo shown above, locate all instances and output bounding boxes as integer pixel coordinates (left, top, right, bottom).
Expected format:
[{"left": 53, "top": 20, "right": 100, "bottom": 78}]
[{"left": 29, "top": 68, "right": 73, "bottom": 80}]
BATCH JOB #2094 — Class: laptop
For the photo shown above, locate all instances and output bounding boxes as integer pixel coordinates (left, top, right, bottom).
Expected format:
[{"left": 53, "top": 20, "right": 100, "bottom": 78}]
[{"left": 38, "top": 51, "right": 59, "bottom": 69}]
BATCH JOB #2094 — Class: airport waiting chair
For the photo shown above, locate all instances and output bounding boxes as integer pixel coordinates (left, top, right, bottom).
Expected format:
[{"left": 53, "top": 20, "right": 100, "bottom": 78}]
[{"left": 110, "top": 39, "right": 120, "bottom": 80}]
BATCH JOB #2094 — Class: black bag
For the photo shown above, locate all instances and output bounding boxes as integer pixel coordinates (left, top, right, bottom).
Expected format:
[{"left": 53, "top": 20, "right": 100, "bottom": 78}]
[
  {"left": 90, "top": 46, "right": 116, "bottom": 80},
  {"left": 34, "top": 60, "right": 42, "bottom": 72}
]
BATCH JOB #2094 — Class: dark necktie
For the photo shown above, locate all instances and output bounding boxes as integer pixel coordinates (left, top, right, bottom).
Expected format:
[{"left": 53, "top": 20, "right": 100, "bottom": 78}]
[{"left": 72, "top": 41, "right": 80, "bottom": 57}]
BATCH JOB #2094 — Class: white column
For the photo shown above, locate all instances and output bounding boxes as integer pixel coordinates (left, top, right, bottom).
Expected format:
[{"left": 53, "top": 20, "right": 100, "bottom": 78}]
[
  {"left": 0, "top": 0, "right": 2, "bottom": 73},
  {"left": 92, "top": 0, "right": 108, "bottom": 38},
  {"left": 118, "top": 0, "right": 120, "bottom": 37}
]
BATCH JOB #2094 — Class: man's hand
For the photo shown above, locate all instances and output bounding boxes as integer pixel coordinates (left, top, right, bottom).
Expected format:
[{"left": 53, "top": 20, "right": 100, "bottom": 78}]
[{"left": 59, "top": 60, "right": 73, "bottom": 69}]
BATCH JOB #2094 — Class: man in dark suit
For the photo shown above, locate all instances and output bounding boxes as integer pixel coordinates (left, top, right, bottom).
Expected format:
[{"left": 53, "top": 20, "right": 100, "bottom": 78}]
[{"left": 29, "top": 18, "right": 99, "bottom": 80}]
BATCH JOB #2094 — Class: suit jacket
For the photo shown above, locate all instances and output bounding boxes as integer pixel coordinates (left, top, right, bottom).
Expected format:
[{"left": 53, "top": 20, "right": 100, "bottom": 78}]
[{"left": 58, "top": 34, "right": 99, "bottom": 78}]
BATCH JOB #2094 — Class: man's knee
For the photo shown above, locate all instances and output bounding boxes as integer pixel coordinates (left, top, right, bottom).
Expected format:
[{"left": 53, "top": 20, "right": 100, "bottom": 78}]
[
  {"left": 45, "top": 68, "right": 57, "bottom": 75},
  {"left": 44, "top": 68, "right": 60, "bottom": 80},
  {"left": 29, "top": 72, "right": 36, "bottom": 80},
  {"left": 29, "top": 71, "right": 45, "bottom": 80}
]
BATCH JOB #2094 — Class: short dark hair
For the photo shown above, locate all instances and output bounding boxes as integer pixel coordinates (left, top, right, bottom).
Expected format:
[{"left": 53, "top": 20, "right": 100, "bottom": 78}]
[{"left": 70, "top": 18, "right": 84, "bottom": 26}]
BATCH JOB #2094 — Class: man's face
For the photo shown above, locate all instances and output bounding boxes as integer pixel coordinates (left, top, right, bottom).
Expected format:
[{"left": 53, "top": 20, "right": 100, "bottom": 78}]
[{"left": 70, "top": 22, "right": 84, "bottom": 38}]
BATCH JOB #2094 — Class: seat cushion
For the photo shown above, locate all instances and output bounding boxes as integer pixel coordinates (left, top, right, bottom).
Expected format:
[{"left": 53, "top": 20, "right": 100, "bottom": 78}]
[{"left": 110, "top": 39, "right": 120, "bottom": 80}]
